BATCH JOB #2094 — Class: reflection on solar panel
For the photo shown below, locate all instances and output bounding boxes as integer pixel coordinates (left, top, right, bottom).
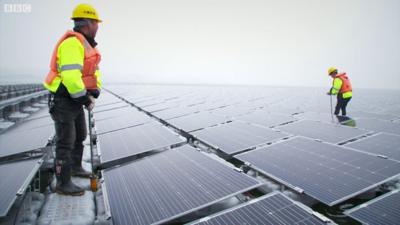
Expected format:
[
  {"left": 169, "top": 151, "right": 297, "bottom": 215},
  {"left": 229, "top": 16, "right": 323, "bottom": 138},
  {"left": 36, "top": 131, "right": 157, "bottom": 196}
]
[
  {"left": 98, "top": 122, "right": 185, "bottom": 166},
  {"left": 236, "top": 137, "right": 400, "bottom": 206},
  {"left": 276, "top": 120, "right": 370, "bottom": 143},
  {"left": 0, "top": 125, "right": 53, "bottom": 158},
  {"left": 345, "top": 133, "right": 400, "bottom": 161},
  {"left": 345, "top": 190, "right": 400, "bottom": 225},
  {"left": 192, "top": 192, "right": 329, "bottom": 225},
  {"left": 355, "top": 118, "right": 400, "bottom": 135},
  {"left": 237, "top": 110, "right": 296, "bottom": 127},
  {"left": 94, "top": 107, "right": 152, "bottom": 134},
  {"left": 0, "top": 158, "right": 42, "bottom": 217},
  {"left": 103, "top": 145, "right": 260, "bottom": 225},
  {"left": 168, "top": 112, "right": 228, "bottom": 132},
  {"left": 192, "top": 121, "right": 288, "bottom": 155}
]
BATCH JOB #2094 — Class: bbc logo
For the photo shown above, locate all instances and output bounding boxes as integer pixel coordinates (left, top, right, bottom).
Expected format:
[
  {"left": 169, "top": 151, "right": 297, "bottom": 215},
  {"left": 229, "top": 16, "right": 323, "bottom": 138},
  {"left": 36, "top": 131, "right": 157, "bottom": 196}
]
[{"left": 4, "top": 3, "right": 32, "bottom": 13}]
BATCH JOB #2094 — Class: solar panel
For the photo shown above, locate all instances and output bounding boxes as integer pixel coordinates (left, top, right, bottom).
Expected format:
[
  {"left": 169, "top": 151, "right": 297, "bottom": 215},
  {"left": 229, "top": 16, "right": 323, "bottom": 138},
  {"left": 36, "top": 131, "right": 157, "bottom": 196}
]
[
  {"left": 168, "top": 112, "right": 228, "bottom": 132},
  {"left": 237, "top": 110, "right": 297, "bottom": 128},
  {"left": 192, "top": 121, "right": 288, "bottom": 155},
  {"left": 144, "top": 102, "right": 178, "bottom": 113},
  {"left": 95, "top": 92, "right": 124, "bottom": 106},
  {"left": 93, "top": 102, "right": 129, "bottom": 113},
  {"left": 98, "top": 122, "right": 185, "bottom": 167},
  {"left": 351, "top": 110, "right": 398, "bottom": 121},
  {"left": 236, "top": 137, "right": 400, "bottom": 206},
  {"left": 94, "top": 107, "right": 152, "bottom": 134},
  {"left": 345, "top": 133, "right": 400, "bottom": 162},
  {"left": 294, "top": 112, "right": 339, "bottom": 123},
  {"left": 152, "top": 106, "right": 200, "bottom": 120},
  {"left": 0, "top": 158, "right": 42, "bottom": 217},
  {"left": 355, "top": 118, "right": 400, "bottom": 135},
  {"left": 276, "top": 120, "right": 370, "bottom": 144},
  {"left": 345, "top": 190, "right": 400, "bottom": 225},
  {"left": 0, "top": 125, "right": 53, "bottom": 158},
  {"left": 103, "top": 145, "right": 260, "bottom": 225},
  {"left": 192, "top": 192, "right": 330, "bottom": 225},
  {"left": 210, "top": 106, "right": 255, "bottom": 117},
  {"left": 11, "top": 116, "right": 53, "bottom": 132}
]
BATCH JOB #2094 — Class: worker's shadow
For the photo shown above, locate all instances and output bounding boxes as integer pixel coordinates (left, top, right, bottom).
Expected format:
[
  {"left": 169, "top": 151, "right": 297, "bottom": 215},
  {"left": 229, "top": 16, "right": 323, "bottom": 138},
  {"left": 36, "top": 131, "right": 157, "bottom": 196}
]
[{"left": 337, "top": 115, "right": 357, "bottom": 127}]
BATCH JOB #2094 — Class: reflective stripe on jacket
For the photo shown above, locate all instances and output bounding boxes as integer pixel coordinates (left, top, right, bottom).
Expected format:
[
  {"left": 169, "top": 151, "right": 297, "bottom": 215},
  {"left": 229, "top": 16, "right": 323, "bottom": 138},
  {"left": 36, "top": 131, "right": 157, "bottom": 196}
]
[{"left": 44, "top": 30, "right": 101, "bottom": 98}]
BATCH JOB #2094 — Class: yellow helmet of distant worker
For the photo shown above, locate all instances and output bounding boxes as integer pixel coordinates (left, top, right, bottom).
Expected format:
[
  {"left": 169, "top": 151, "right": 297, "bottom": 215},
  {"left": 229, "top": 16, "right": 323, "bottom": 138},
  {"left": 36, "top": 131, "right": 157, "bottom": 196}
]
[
  {"left": 328, "top": 67, "right": 337, "bottom": 75},
  {"left": 71, "top": 4, "right": 102, "bottom": 22}
]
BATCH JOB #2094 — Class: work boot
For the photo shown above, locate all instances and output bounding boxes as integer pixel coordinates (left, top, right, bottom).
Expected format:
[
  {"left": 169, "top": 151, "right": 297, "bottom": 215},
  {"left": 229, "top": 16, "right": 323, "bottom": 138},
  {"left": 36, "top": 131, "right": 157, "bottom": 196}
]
[
  {"left": 55, "top": 160, "right": 85, "bottom": 196},
  {"left": 56, "top": 180, "right": 85, "bottom": 196},
  {"left": 71, "top": 146, "right": 92, "bottom": 178},
  {"left": 71, "top": 166, "right": 91, "bottom": 178}
]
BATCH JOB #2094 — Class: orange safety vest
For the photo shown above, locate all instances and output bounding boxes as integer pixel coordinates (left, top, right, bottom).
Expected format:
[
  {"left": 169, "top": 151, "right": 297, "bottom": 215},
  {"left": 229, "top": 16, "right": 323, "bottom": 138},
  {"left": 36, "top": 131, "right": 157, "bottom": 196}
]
[
  {"left": 334, "top": 73, "right": 352, "bottom": 93},
  {"left": 44, "top": 30, "right": 101, "bottom": 91}
]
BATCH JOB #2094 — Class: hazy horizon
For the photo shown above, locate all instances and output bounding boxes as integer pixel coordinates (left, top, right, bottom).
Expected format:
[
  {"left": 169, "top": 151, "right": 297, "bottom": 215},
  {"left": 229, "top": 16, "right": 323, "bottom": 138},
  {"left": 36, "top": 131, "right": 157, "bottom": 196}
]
[{"left": 1, "top": 0, "right": 399, "bottom": 89}]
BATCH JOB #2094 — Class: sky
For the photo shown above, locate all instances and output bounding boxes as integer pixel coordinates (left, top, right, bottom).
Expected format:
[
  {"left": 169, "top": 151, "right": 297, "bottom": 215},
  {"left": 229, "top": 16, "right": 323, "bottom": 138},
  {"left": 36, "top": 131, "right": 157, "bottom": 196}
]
[{"left": 0, "top": 0, "right": 399, "bottom": 89}]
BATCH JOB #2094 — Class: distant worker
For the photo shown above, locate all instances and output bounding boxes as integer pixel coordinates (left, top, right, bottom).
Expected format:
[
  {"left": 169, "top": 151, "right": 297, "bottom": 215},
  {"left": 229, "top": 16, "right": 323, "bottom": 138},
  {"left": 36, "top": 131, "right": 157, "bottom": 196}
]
[
  {"left": 327, "top": 67, "right": 352, "bottom": 116},
  {"left": 43, "top": 4, "right": 102, "bottom": 196}
]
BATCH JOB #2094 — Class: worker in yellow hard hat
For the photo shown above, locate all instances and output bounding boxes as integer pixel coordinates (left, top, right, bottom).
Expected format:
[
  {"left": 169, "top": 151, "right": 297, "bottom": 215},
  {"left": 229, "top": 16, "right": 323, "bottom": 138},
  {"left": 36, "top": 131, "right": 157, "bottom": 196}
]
[
  {"left": 43, "top": 3, "right": 102, "bottom": 196},
  {"left": 327, "top": 67, "right": 353, "bottom": 116}
]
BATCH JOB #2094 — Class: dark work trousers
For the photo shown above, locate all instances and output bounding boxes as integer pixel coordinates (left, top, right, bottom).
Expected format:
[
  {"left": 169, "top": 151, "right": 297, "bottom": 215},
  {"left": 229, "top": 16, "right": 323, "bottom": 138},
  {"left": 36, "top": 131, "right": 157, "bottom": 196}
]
[
  {"left": 334, "top": 94, "right": 352, "bottom": 116},
  {"left": 49, "top": 96, "right": 87, "bottom": 172}
]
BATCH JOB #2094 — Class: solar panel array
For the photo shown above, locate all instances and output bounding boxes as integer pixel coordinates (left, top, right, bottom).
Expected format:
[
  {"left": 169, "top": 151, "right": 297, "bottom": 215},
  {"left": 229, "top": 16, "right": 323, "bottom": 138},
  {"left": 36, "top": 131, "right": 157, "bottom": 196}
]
[
  {"left": 94, "top": 85, "right": 400, "bottom": 225},
  {"left": 192, "top": 192, "right": 328, "bottom": 225},
  {"left": 236, "top": 137, "right": 400, "bottom": 206},
  {"left": 0, "top": 158, "right": 42, "bottom": 217},
  {"left": 103, "top": 145, "right": 261, "bottom": 225},
  {"left": 345, "top": 190, "right": 400, "bottom": 225}
]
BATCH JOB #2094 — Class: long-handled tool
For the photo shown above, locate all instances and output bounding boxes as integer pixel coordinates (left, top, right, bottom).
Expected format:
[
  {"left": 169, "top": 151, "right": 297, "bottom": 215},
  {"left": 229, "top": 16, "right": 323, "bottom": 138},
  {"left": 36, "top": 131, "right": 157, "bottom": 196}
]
[
  {"left": 329, "top": 94, "right": 334, "bottom": 122},
  {"left": 88, "top": 109, "right": 98, "bottom": 192}
]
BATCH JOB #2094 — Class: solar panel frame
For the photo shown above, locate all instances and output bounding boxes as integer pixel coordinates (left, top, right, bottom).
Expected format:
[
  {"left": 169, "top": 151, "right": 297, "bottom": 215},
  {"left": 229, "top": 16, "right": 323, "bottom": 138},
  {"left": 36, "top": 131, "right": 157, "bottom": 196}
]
[
  {"left": 190, "top": 192, "right": 331, "bottom": 225},
  {"left": 345, "top": 189, "right": 400, "bottom": 225},
  {"left": 0, "top": 158, "right": 43, "bottom": 217},
  {"left": 345, "top": 132, "right": 400, "bottom": 162},
  {"left": 236, "top": 136, "right": 400, "bottom": 206},
  {"left": 102, "top": 145, "right": 261, "bottom": 225},
  {"left": 97, "top": 122, "right": 186, "bottom": 167}
]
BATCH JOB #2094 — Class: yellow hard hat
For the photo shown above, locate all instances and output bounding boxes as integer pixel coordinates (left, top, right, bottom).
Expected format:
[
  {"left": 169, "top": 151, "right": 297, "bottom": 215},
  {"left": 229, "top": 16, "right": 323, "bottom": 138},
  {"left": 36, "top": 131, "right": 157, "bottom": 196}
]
[
  {"left": 328, "top": 67, "right": 337, "bottom": 75},
  {"left": 71, "top": 4, "right": 102, "bottom": 22}
]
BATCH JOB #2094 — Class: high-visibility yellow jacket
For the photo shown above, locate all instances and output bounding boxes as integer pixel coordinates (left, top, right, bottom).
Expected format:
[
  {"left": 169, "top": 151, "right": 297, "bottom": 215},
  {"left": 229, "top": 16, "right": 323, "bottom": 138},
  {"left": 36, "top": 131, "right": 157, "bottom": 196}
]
[
  {"left": 44, "top": 30, "right": 101, "bottom": 99},
  {"left": 330, "top": 73, "right": 352, "bottom": 98}
]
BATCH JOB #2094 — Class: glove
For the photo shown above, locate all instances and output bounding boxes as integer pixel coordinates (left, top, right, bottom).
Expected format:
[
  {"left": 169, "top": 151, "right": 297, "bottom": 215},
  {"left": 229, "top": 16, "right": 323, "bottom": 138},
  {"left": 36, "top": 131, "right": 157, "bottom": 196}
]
[{"left": 86, "top": 95, "right": 95, "bottom": 111}]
